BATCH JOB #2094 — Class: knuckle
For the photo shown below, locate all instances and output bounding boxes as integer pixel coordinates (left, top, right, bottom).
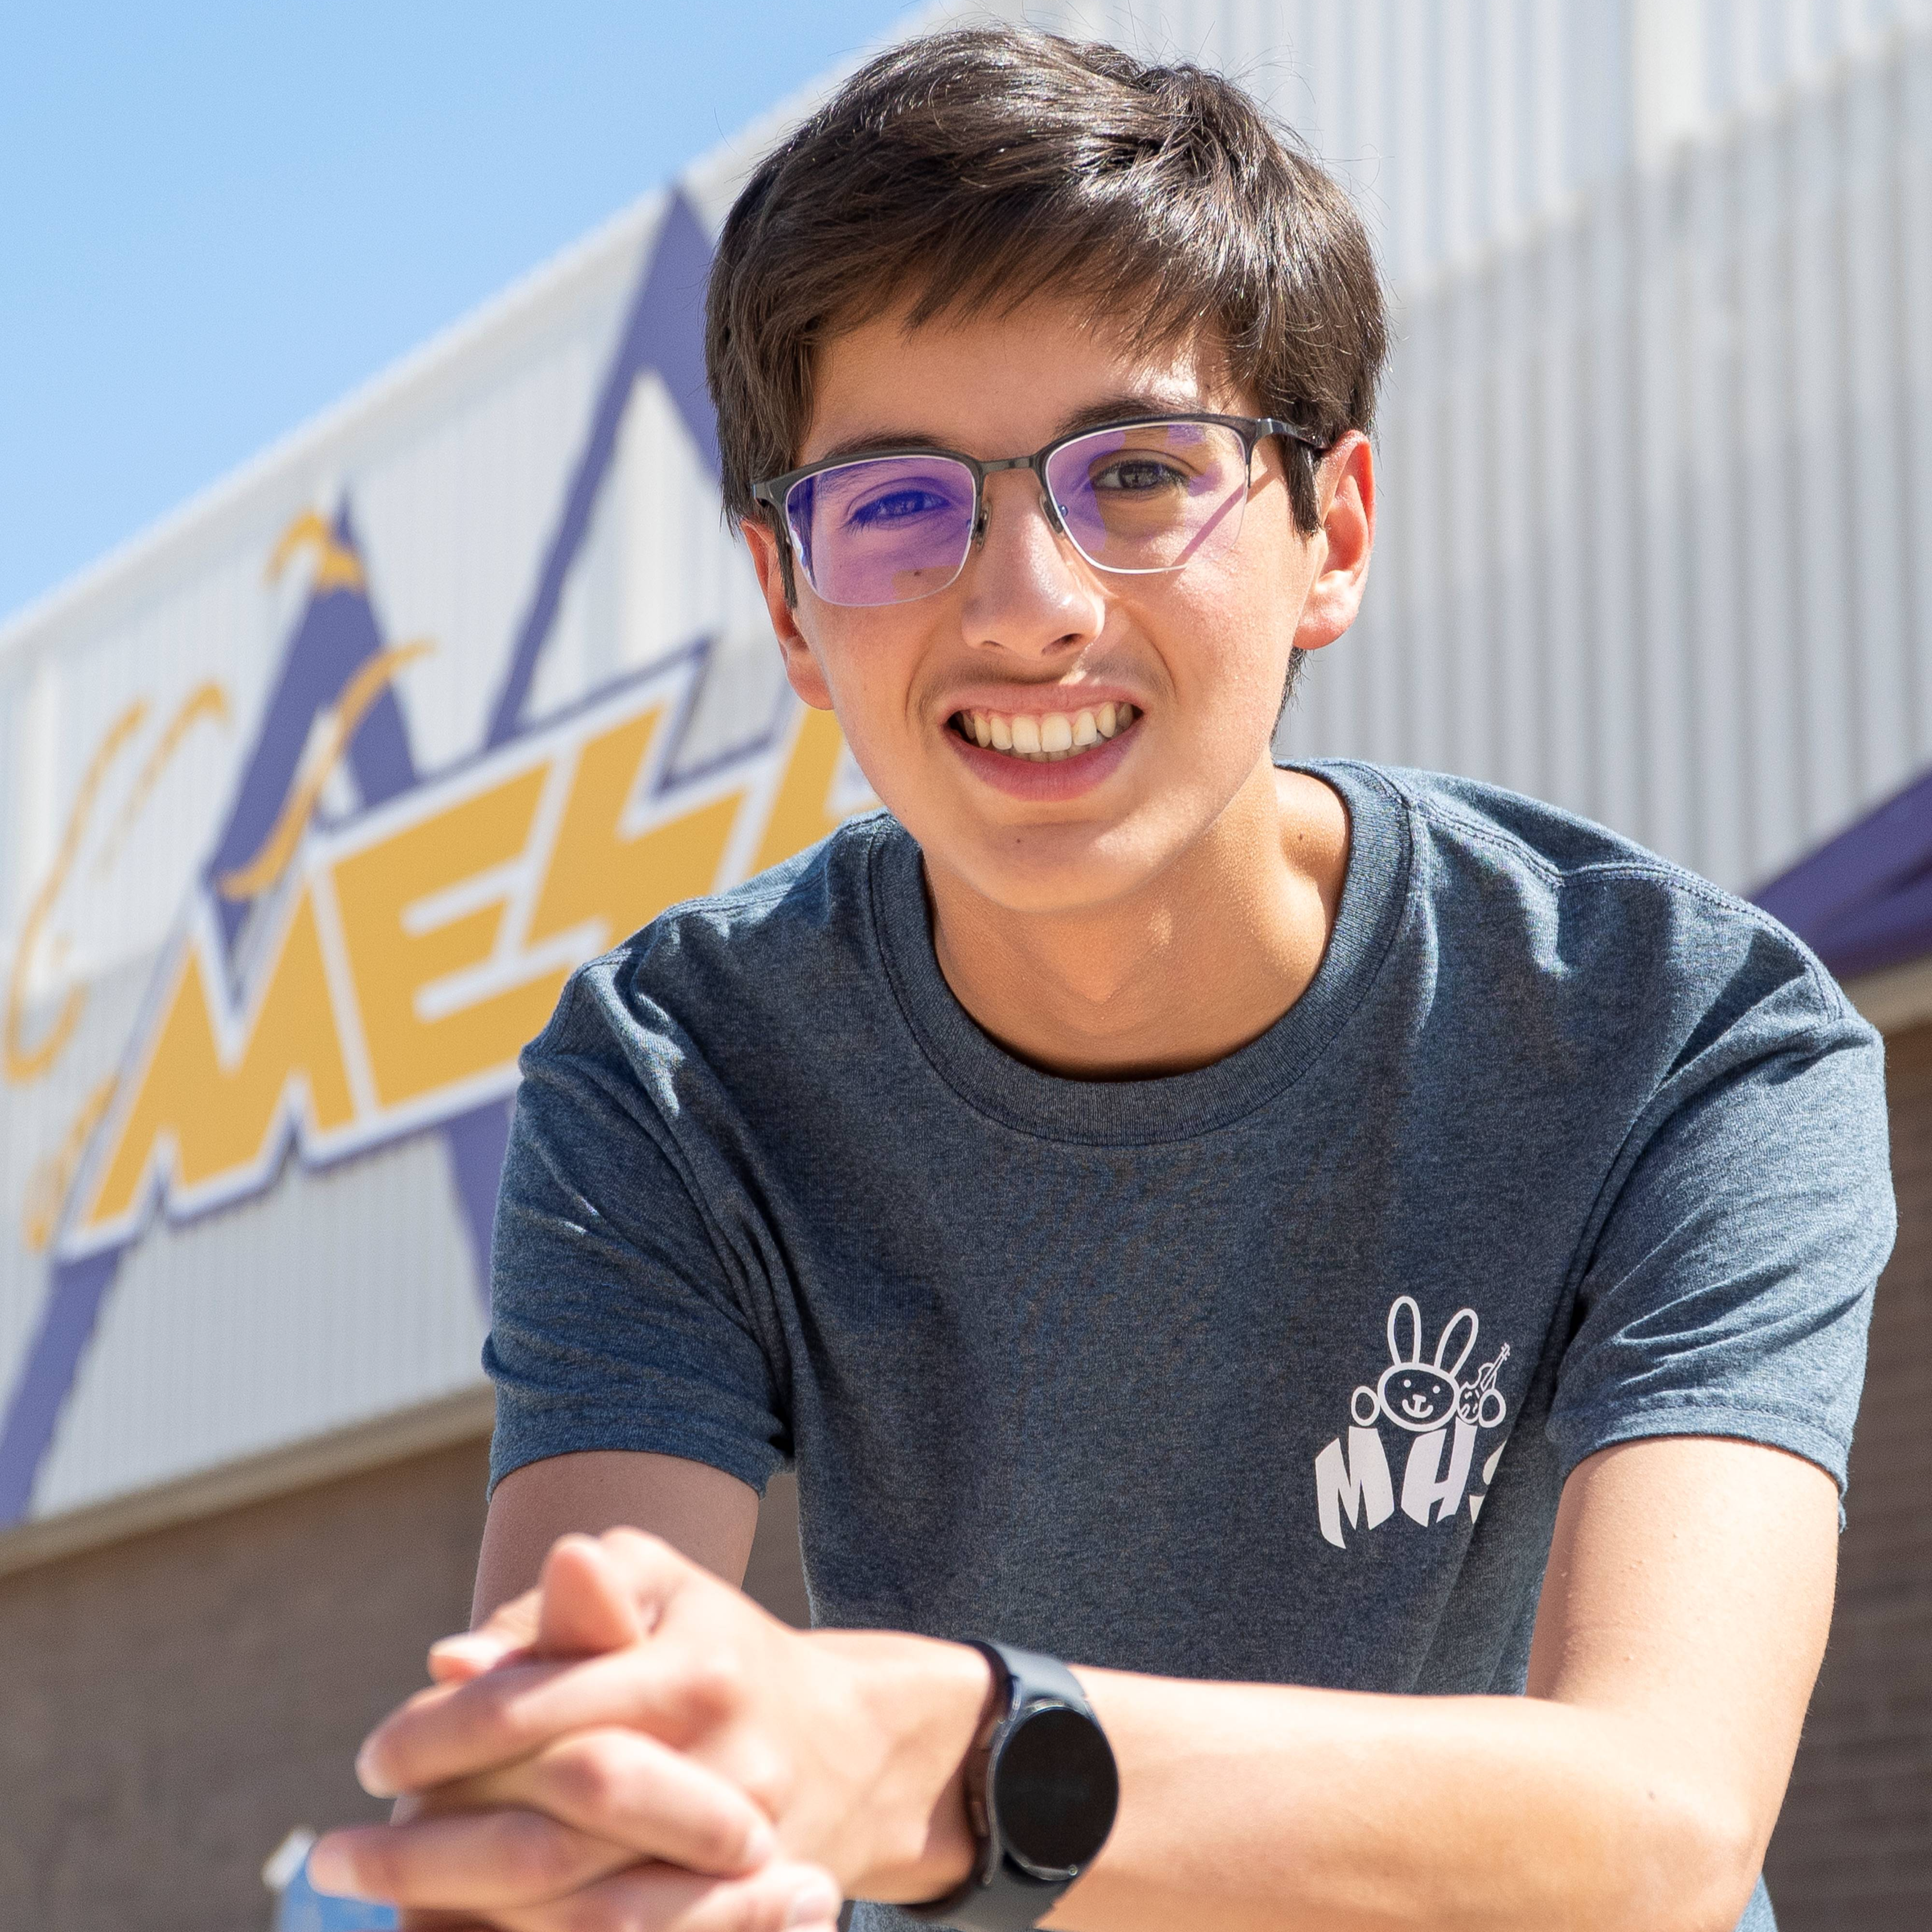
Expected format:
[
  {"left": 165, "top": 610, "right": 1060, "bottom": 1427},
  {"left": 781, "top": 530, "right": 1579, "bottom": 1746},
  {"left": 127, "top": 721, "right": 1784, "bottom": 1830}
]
[
  {"left": 682, "top": 1645, "right": 748, "bottom": 1718},
  {"left": 701, "top": 1877, "right": 769, "bottom": 1932},
  {"left": 675, "top": 1800, "right": 751, "bottom": 1875},
  {"left": 693, "top": 1801, "right": 759, "bottom": 1871},
  {"left": 471, "top": 1670, "right": 546, "bottom": 1752},
  {"left": 548, "top": 1731, "right": 630, "bottom": 1818},
  {"left": 496, "top": 1809, "right": 596, "bottom": 1900}
]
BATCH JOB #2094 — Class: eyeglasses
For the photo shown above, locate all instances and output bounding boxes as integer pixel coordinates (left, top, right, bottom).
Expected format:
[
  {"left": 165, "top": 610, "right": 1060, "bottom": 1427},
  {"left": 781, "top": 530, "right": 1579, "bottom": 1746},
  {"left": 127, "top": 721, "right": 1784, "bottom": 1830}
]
[{"left": 751, "top": 412, "right": 1326, "bottom": 609}]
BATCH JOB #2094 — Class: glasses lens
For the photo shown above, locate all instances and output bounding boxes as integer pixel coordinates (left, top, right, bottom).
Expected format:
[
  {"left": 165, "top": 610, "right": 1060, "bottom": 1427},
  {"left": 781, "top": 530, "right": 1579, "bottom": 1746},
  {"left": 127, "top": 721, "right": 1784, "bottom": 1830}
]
[
  {"left": 785, "top": 455, "right": 977, "bottom": 607},
  {"left": 1044, "top": 421, "right": 1251, "bottom": 574}
]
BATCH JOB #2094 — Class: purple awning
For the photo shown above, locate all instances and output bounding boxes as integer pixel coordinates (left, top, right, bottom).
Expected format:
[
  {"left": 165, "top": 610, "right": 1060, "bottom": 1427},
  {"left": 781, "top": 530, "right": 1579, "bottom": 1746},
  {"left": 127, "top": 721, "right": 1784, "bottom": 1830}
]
[{"left": 1754, "top": 766, "right": 1932, "bottom": 981}]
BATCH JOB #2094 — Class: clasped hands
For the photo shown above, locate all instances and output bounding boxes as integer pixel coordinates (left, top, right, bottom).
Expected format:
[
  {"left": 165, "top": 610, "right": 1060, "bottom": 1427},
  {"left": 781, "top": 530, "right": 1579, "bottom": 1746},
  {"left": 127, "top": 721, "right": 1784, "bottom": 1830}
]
[{"left": 310, "top": 1531, "right": 996, "bottom": 1932}]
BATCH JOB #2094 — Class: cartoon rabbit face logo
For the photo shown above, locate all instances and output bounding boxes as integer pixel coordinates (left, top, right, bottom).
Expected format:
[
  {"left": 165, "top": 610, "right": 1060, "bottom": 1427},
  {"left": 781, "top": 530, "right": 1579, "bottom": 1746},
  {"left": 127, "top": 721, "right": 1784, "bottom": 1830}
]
[{"left": 1352, "top": 1296, "right": 1505, "bottom": 1434}]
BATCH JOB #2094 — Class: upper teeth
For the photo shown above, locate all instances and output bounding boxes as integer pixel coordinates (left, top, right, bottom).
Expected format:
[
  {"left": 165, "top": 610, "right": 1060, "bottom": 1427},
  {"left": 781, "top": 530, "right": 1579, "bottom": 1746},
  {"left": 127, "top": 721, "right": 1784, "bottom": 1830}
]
[{"left": 957, "top": 702, "right": 1137, "bottom": 760}]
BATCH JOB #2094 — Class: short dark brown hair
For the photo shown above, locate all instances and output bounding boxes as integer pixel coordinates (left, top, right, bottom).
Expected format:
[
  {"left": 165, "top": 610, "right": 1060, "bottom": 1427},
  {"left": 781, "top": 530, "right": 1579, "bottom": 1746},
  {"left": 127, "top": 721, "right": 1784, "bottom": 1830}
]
[{"left": 706, "top": 23, "right": 1386, "bottom": 552}]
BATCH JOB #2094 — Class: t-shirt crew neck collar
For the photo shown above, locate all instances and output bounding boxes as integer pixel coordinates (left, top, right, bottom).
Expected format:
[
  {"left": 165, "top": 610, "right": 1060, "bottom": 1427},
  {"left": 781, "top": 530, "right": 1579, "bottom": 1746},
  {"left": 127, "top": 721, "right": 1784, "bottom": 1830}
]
[{"left": 866, "top": 760, "right": 1413, "bottom": 1147}]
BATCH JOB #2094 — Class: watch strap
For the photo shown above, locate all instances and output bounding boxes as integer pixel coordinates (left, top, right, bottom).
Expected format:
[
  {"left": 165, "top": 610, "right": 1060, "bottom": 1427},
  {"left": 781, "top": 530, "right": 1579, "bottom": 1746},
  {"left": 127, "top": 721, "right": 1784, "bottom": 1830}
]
[
  {"left": 902, "top": 1641, "right": 1108, "bottom": 1932},
  {"left": 980, "top": 1641, "right": 1089, "bottom": 1717}
]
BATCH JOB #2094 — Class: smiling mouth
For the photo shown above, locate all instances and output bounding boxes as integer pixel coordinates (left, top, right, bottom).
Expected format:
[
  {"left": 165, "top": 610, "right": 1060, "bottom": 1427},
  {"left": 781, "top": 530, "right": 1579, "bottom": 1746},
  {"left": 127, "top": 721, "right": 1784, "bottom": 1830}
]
[{"left": 951, "top": 702, "right": 1140, "bottom": 762}]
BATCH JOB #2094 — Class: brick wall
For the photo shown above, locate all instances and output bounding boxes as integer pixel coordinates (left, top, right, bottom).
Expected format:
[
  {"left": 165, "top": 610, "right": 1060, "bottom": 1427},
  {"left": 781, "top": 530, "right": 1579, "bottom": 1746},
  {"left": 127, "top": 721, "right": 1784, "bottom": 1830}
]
[
  {"left": 0, "top": 1437, "right": 808, "bottom": 1932},
  {"left": 1765, "top": 1020, "right": 1932, "bottom": 1926}
]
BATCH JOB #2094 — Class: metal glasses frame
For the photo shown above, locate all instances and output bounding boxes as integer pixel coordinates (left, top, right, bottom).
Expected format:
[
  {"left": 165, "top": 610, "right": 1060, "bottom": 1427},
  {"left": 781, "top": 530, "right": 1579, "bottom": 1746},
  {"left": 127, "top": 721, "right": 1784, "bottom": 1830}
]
[{"left": 750, "top": 412, "right": 1330, "bottom": 596}]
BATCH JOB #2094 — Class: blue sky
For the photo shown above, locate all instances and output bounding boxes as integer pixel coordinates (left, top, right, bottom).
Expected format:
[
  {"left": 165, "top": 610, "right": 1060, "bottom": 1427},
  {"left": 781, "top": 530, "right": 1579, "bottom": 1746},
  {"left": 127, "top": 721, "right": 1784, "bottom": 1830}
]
[{"left": 0, "top": 3, "right": 914, "bottom": 624}]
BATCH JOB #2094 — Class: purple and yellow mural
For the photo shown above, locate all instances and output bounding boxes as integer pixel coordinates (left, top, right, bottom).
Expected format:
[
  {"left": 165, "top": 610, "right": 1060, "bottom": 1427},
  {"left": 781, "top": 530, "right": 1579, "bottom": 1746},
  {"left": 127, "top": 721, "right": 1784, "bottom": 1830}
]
[{"left": 0, "top": 195, "right": 867, "bottom": 1526}]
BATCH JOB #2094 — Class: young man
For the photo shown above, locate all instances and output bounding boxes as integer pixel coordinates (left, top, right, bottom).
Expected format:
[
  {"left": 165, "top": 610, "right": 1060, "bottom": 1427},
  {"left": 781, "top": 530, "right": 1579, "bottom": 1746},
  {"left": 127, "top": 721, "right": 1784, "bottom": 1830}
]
[{"left": 312, "top": 27, "right": 1891, "bottom": 1932}]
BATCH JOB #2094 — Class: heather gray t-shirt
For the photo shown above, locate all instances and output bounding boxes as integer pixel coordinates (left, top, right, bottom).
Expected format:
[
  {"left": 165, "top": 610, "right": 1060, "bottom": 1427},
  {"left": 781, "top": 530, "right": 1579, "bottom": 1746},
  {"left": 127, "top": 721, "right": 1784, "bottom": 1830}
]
[{"left": 486, "top": 761, "right": 1893, "bottom": 1932}]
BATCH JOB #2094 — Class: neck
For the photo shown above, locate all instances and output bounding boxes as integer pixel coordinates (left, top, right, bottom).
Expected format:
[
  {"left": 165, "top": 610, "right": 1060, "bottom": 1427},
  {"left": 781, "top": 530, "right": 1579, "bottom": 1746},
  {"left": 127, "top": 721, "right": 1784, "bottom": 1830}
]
[{"left": 925, "top": 763, "right": 1350, "bottom": 1080}]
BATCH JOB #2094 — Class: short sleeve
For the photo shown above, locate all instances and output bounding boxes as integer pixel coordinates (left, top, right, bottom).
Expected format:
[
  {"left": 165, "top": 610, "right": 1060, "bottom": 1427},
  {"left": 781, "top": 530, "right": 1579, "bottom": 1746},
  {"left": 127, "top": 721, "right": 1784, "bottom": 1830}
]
[
  {"left": 1548, "top": 991, "right": 1894, "bottom": 1497},
  {"left": 483, "top": 975, "right": 788, "bottom": 1497}
]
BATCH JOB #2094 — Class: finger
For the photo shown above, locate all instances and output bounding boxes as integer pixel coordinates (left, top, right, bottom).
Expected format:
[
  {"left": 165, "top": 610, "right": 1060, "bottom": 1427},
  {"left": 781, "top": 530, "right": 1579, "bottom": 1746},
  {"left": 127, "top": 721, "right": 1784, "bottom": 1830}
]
[
  {"left": 426, "top": 1727, "right": 778, "bottom": 1875},
  {"left": 361, "top": 1641, "right": 734, "bottom": 1798},
  {"left": 538, "top": 1535, "right": 648, "bottom": 1659},
  {"left": 430, "top": 1581, "right": 545, "bottom": 1683},
  {"left": 492, "top": 1860, "right": 840, "bottom": 1932},
  {"left": 430, "top": 1636, "right": 533, "bottom": 1686},
  {"left": 426, "top": 1532, "right": 684, "bottom": 1684},
  {"left": 311, "top": 1808, "right": 637, "bottom": 1912}
]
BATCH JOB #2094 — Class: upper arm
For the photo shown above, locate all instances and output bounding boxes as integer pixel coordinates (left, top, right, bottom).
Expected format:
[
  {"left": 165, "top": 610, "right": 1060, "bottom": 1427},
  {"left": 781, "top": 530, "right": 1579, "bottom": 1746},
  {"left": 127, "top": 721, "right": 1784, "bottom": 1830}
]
[
  {"left": 1528, "top": 1434, "right": 1839, "bottom": 1854},
  {"left": 484, "top": 984, "right": 792, "bottom": 1566},
  {"left": 472, "top": 1448, "right": 760, "bottom": 1625}
]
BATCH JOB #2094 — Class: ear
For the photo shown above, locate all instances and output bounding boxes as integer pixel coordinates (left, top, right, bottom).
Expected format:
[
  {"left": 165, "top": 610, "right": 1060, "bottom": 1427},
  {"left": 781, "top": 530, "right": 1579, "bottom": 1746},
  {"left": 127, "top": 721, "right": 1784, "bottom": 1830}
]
[
  {"left": 745, "top": 516, "right": 836, "bottom": 712},
  {"left": 1434, "top": 1308, "right": 1478, "bottom": 1380},
  {"left": 1388, "top": 1294, "right": 1423, "bottom": 1367},
  {"left": 1293, "top": 431, "right": 1375, "bottom": 655}
]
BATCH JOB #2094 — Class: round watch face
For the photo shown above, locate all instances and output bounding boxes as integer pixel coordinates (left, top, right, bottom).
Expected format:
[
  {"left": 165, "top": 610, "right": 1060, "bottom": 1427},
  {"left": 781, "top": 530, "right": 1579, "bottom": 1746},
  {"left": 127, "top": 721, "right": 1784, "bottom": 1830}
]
[{"left": 990, "top": 1702, "right": 1121, "bottom": 1880}]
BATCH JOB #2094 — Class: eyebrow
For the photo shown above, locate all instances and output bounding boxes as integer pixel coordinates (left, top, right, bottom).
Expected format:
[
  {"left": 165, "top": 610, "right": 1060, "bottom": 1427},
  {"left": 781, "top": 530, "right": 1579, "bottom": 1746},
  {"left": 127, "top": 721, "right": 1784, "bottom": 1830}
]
[
  {"left": 1056, "top": 391, "right": 1214, "bottom": 436},
  {"left": 808, "top": 391, "right": 1217, "bottom": 467},
  {"left": 810, "top": 429, "right": 958, "bottom": 465}
]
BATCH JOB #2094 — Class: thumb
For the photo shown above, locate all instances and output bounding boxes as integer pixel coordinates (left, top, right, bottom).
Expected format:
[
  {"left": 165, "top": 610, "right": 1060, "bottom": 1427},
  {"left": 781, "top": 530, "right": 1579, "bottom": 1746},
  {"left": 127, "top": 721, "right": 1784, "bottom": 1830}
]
[
  {"left": 427, "top": 1527, "right": 682, "bottom": 1682},
  {"left": 535, "top": 1532, "right": 647, "bottom": 1658}
]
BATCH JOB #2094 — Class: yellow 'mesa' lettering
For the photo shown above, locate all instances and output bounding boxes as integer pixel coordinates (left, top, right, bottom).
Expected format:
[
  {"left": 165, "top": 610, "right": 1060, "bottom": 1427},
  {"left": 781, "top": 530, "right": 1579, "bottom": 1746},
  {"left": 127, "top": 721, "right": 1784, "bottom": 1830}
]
[
  {"left": 330, "top": 767, "right": 561, "bottom": 1110},
  {"left": 74, "top": 693, "right": 861, "bottom": 1239},
  {"left": 527, "top": 708, "right": 742, "bottom": 950},
  {"left": 83, "top": 887, "right": 355, "bottom": 1228}
]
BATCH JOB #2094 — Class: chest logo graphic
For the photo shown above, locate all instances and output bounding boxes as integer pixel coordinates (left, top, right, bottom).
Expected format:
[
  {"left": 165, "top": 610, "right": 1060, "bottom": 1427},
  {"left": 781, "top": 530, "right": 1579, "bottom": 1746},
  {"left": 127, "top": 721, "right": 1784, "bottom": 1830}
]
[{"left": 1316, "top": 1295, "right": 1512, "bottom": 1549}]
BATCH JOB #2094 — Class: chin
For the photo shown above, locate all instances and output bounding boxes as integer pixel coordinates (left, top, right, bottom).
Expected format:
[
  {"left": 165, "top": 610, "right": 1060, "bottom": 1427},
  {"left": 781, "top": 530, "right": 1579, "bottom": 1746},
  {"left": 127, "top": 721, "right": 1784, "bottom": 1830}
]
[{"left": 946, "top": 832, "right": 1163, "bottom": 918}]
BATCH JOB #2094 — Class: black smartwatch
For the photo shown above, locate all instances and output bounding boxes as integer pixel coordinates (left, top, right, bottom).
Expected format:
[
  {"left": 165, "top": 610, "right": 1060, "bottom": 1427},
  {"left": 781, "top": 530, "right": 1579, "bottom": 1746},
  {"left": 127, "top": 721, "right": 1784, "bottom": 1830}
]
[{"left": 905, "top": 1640, "right": 1119, "bottom": 1932}]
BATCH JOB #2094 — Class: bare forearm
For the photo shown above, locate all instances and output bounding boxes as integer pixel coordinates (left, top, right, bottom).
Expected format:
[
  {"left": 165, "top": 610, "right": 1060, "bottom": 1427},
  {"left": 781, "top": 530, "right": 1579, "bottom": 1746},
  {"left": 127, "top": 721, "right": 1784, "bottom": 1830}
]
[
  {"left": 1074, "top": 1673, "right": 1760, "bottom": 1932},
  {"left": 472, "top": 1452, "right": 760, "bottom": 1625},
  {"left": 863, "top": 1662, "right": 1758, "bottom": 1932}
]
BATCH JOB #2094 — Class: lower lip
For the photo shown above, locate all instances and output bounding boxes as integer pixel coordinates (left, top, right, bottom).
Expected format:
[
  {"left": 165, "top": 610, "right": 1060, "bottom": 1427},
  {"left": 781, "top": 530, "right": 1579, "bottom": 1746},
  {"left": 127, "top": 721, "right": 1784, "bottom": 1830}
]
[{"left": 945, "top": 719, "right": 1139, "bottom": 799}]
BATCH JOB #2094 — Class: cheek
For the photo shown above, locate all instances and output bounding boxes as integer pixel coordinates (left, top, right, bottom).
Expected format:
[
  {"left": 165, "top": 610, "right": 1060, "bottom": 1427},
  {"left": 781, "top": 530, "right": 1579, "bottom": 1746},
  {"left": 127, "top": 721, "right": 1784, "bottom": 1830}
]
[
  {"left": 801, "top": 623, "right": 941, "bottom": 798},
  {"left": 1146, "top": 571, "right": 1300, "bottom": 732},
  {"left": 803, "top": 613, "right": 917, "bottom": 724}
]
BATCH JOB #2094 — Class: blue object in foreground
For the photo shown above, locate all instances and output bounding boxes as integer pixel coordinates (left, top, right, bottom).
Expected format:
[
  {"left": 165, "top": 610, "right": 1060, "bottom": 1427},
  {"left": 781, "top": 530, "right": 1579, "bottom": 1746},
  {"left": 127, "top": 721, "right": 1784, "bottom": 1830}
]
[{"left": 266, "top": 1840, "right": 397, "bottom": 1932}]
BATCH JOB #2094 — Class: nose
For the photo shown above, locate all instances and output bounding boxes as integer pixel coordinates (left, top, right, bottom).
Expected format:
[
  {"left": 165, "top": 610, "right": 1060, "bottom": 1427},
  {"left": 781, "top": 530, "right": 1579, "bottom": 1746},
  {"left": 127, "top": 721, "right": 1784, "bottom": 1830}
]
[{"left": 957, "top": 467, "right": 1106, "bottom": 659}]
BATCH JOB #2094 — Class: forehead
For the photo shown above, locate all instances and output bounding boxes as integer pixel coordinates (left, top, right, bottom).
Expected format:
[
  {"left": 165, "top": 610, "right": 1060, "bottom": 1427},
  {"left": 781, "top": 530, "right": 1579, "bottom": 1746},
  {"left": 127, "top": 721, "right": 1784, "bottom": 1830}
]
[{"left": 799, "top": 296, "right": 1249, "bottom": 465}]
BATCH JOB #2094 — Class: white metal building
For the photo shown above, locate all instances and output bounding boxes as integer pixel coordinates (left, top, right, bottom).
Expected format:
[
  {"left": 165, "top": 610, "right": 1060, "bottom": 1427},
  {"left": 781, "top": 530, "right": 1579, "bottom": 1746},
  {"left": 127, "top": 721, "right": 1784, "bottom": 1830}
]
[{"left": 1290, "top": 17, "right": 1932, "bottom": 895}]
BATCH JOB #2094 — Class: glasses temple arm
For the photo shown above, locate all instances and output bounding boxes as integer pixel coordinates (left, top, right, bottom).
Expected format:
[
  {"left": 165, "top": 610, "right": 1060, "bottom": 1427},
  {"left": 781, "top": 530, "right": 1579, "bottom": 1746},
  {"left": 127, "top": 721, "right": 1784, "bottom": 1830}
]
[{"left": 1256, "top": 417, "right": 1334, "bottom": 453}]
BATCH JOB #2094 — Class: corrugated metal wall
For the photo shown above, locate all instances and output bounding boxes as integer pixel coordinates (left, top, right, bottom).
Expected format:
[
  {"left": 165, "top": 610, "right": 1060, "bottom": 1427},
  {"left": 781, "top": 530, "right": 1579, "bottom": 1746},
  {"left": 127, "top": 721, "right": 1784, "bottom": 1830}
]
[
  {"left": 1282, "top": 18, "right": 1932, "bottom": 895},
  {"left": 1001, "top": 0, "right": 1633, "bottom": 288},
  {"left": 2, "top": 2, "right": 1927, "bottom": 1525},
  {"left": 982, "top": 1, "right": 1930, "bottom": 287}
]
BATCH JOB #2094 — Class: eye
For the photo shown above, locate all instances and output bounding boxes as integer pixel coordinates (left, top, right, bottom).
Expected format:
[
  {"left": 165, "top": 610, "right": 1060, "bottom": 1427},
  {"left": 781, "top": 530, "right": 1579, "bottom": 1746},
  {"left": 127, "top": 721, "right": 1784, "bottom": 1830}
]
[
  {"left": 1089, "top": 455, "right": 1190, "bottom": 496},
  {"left": 846, "top": 485, "right": 960, "bottom": 528}
]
